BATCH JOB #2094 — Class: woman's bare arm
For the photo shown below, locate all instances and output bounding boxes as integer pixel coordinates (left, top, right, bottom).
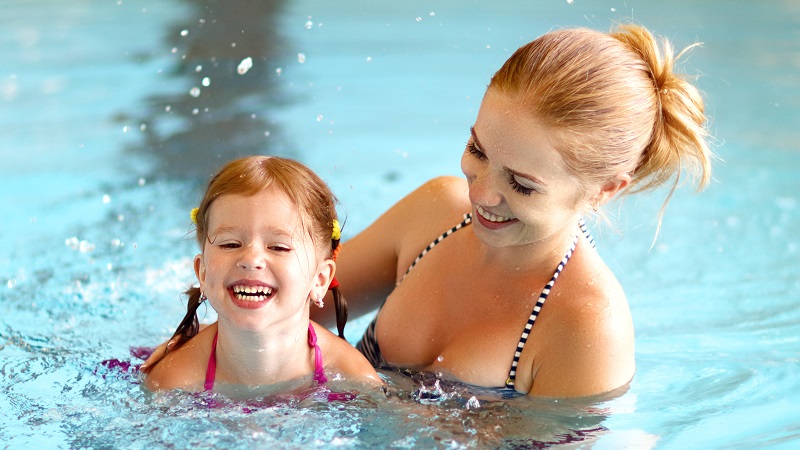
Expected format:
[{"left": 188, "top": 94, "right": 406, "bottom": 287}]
[{"left": 312, "top": 176, "right": 470, "bottom": 328}]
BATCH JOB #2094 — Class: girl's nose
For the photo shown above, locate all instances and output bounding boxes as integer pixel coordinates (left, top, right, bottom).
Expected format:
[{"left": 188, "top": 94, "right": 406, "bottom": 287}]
[{"left": 237, "top": 245, "right": 266, "bottom": 270}]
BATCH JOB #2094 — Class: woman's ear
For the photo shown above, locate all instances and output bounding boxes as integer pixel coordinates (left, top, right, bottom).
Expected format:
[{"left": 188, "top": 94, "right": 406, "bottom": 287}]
[{"left": 594, "top": 173, "right": 631, "bottom": 207}]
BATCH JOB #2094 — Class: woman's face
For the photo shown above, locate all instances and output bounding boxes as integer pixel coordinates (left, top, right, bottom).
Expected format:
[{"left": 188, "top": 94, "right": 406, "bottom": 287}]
[
  {"left": 461, "top": 89, "right": 586, "bottom": 249},
  {"left": 194, "top": 186, "right": 331, "bottom": 331}
]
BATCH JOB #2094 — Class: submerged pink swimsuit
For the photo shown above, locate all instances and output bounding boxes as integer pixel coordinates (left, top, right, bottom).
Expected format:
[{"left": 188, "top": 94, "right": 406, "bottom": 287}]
[{"left": 204, "top": 323, "right": 328, "bottom": 391}]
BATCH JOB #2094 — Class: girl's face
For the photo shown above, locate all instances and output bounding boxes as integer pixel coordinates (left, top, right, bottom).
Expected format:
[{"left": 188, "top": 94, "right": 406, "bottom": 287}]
[
  {"left": 194, "top": 186, "right": 333, "bottom": 331},
  {"left": 460, "top": 89, "right": 586, "bottom": 249}
]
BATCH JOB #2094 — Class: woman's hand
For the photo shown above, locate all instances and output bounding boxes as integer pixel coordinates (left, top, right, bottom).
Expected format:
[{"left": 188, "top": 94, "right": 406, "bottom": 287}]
[
  {"left": 138, "top": 337, "right": 175, "bottom": 374},
  {"left": 138, "top": 323, "right": 211, "bottom": 373}
]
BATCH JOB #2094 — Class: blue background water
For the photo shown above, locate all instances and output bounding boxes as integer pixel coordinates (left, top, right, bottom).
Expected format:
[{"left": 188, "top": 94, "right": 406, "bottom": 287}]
[{"left": 1, "top": 0, "right": 798, "bottom": 449}]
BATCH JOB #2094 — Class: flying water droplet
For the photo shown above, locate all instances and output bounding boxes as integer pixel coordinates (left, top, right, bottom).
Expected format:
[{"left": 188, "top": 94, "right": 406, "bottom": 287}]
[{"left": 237, "top": 57, "right": 253, "bottom": 75}]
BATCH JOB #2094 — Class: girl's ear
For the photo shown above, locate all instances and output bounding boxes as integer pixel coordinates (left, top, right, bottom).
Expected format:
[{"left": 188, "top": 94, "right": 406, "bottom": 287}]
[
  {"left": 312, "top": 259, "right": 335, "bottom": 300},
  {"left": 193, "top": 254, "right": 206, "bottom": 287}
]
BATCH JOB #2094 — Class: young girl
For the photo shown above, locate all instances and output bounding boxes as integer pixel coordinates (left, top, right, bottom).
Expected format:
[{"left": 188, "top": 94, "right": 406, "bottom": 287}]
[{"left": 142, "top": 156, "right": 380, "bottom": 393}]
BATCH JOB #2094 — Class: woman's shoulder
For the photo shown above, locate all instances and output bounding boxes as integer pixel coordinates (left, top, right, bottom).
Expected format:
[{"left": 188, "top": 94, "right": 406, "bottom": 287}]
[
  {"left": 525, "top": 242, "right": 635, "bottom": 396},
  {"left": 549, "top": 239, "right": 632, "bottom": 337},
  {"left": 391, "top": 176, "right": 471, "bottom": 249},
  {"left": 312, "top": 322, "right": 382, "bottom": 385},
  {"left": 406, "top": 176, "right": 470, "bottom": 217},
  {"left": 143, "top": 324, "right": 216, "bottom": 392}
]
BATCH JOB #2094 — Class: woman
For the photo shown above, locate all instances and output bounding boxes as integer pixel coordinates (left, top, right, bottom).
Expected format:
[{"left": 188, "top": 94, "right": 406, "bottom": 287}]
[{"left": 321, "top": 24, "right": 711, "bottom": 398}]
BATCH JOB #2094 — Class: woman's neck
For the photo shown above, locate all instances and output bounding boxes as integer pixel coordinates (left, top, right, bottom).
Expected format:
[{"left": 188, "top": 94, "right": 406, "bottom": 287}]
[
  {"left": 474, "top": 222, "right": 580, "bottom": 274},
  {"left": 212, "top": 318, "right": 313, "bottom": 386}
]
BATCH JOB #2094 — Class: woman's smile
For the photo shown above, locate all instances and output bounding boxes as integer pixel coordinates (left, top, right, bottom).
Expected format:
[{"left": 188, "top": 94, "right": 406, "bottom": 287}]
[{"left": 474, "top": 205, "right": 517, "bottom": 230}]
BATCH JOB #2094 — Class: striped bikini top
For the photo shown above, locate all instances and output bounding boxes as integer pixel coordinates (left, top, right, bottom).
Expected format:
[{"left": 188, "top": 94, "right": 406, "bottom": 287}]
[{"left": 356, "top": 213, "right": 595, "bottom": 391}]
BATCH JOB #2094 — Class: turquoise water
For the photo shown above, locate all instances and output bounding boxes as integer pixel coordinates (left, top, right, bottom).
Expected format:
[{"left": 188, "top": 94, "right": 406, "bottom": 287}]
[{"left": 1, "top": 0, "right": 799, "bottom": 448}]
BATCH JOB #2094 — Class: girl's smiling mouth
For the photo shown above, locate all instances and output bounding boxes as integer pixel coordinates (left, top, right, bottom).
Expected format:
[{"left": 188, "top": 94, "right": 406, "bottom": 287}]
[{"left": 228, "top": 282, "right": 276, "bottom": 308}]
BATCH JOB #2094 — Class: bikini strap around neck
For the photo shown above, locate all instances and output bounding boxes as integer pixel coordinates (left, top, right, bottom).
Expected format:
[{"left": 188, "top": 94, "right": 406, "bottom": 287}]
[
  {"left": 203, "top": 323, "right": 327, "bottom": 392},
  {"left": 307, "top": 323, "right": 327, "bottom": 384}
]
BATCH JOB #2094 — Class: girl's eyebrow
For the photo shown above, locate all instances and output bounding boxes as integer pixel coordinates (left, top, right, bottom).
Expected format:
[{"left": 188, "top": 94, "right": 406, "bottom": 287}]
[
  {"left": 469, "top": 126, "right": 548, "bottom": 188},
  {"left": 209, "top": 225, "right": 294, "bottom": 239}
]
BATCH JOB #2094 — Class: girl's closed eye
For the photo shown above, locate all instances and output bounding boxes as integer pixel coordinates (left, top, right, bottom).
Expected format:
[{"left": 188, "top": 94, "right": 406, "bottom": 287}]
[{"left": 269, "top": 244, "right": 292, "bottom": 253}]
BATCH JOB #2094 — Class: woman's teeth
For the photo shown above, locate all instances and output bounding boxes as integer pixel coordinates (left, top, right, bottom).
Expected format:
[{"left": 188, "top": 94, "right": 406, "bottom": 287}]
[
  {"left": 476, "top": 205, "right": 513, "bottom": 223},
  {"left": 232, "top": 285, "right": 273, "bottom": 302}
]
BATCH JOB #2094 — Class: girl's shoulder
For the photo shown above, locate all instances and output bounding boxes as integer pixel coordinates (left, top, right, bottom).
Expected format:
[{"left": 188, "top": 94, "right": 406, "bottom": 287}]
[
  {"left": 312, "top": 322, "right": 382, "bottom": 385},
  {"left": 144, "top": 324, "right": 217, "bottom": 392}
]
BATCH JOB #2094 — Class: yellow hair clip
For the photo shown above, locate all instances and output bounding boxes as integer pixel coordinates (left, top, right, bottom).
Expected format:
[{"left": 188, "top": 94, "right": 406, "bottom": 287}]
[
  {"left": 190, "top": 207, "right": 199, "bottom": 224},
  {"left": 331, "top": 219, "right": 341, "bottom": 241}
]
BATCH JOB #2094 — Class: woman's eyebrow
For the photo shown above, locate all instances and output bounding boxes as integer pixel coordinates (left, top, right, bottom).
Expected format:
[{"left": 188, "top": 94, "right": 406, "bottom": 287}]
[{"left": 470, "top": 126, "right": 548, "bottom": 188}]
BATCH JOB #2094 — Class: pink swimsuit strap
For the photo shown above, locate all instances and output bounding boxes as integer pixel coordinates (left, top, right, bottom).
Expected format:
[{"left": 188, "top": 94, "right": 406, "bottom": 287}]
[
  {"left": 203, "top": 331, "right": 218, "bottom": 391},
  {"left": 204, "top": 323, "right": 327, "bottom": 391},
  {"left": 307, "top": 322, "right": 328, "bottom": 384}
]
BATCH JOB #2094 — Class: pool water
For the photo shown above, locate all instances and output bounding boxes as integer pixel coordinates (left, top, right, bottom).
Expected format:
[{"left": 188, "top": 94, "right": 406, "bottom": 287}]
[{"left": 2, "top": 0, "right": 799, "bottom": 448}]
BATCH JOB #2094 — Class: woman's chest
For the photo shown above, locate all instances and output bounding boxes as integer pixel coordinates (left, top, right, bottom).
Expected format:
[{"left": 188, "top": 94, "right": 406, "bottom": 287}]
[{"left": 376, "top": 241, "right": 552, "bottom": 387}]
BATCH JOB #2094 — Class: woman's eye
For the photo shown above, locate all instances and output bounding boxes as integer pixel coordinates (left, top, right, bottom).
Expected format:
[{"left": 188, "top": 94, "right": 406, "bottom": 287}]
[
  {"left": 466, "top": 140, "right": 487, "bottom": 161},
  {"left": 509, "top": 175, "right": 535, "bottom": 196}
]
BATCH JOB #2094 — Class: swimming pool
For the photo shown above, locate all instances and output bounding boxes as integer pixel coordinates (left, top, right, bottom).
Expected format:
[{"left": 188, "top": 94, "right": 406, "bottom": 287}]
[{"left": 2, "top": 0, "right": 798, "bottom": 448}]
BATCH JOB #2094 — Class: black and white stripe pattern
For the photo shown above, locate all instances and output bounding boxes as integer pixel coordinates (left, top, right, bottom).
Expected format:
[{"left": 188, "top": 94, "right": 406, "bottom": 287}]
[
  {"left": 356, "top": 213, "right": 597, "bottom": 388},
  {"left": 356, "top": 214, "right": 472, "bottom": 366},
  {"left": 504, "top": 219, "right": 595, "bottom": 390},
  {"left": 397, "top": 213, "right": 472, "bottom": 286}
]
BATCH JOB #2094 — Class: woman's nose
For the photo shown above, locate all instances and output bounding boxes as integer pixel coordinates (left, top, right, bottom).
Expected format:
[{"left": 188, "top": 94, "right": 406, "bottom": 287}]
[{"left": 465, "top": 165, "right": 502, "bottom": 207}]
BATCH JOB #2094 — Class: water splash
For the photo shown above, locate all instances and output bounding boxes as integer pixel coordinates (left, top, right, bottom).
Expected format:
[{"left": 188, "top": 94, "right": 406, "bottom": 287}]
[{"left": 237, "top": 57, "right": 253, "bottom": 75}]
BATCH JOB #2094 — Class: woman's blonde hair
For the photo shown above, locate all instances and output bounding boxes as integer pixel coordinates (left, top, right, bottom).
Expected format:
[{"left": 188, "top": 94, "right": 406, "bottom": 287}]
[{"left": 489, "top": 24, "right": 712, "bottom": 212}]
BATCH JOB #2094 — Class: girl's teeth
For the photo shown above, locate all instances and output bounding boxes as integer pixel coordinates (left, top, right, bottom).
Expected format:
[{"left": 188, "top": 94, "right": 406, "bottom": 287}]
[{"left": 232, "top": 285, "right": 273, "bottom": 301}]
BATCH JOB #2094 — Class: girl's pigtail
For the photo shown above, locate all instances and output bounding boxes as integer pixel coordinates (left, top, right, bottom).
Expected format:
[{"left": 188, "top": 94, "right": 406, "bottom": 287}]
[
  {"left": 331, "top": 284, "right": 348, "bottom": 339},
  {"left": 169, "top": 286, "right": 205, "bottom": 349},
  {"left": 144, "top": 286, "right": 204, "bottom": 370},
  {"left": 329, "top": 219, "right": 348, "bottom": 339}
]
